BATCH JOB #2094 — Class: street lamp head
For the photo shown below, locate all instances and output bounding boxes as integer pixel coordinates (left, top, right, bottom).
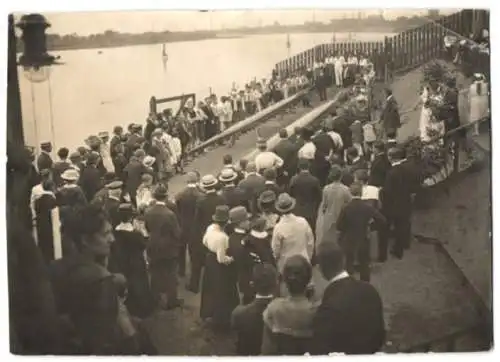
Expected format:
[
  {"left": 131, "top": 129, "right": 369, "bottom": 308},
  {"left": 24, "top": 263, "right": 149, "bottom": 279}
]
[{"left": 16, "top": 13, "right": 60, "bottom": 83}]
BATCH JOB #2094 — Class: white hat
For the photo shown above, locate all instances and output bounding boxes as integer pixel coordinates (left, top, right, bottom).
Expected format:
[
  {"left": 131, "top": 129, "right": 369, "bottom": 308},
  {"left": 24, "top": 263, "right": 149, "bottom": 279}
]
[
  {"left": 143, "top": 155, "right": 156, "bottom": 167},
  {"left": 61, "top": 168, "right": 79, "bottom": 181}
]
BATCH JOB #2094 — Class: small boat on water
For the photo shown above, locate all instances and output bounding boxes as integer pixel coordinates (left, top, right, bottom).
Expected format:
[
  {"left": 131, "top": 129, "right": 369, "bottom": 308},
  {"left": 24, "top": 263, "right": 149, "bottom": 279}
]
[{"left": 162, "top": 44, "right": 168, "bottom": 61}]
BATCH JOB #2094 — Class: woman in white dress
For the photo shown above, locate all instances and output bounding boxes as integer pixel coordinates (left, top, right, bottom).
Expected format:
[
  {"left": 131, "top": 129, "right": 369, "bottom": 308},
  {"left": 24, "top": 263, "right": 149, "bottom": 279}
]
[
  {"left": 417, "top": 86, "right": 432, "bottom": 141},
  {"left": 469, "top": 73, "right": 489, "bottom": 136}
]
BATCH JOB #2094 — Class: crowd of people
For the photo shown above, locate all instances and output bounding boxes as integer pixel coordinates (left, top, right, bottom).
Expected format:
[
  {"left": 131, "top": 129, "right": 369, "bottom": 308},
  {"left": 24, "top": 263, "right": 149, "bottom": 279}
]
[{"left": 18, "top": 48, "right": 411, "bottom": 355}]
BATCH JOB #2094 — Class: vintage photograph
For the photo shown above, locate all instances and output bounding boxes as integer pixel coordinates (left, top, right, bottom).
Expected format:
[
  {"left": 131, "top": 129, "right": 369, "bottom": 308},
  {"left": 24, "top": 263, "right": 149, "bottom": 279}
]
[{"left": 6, "top": 8, "right": 492, "bottom": 355}]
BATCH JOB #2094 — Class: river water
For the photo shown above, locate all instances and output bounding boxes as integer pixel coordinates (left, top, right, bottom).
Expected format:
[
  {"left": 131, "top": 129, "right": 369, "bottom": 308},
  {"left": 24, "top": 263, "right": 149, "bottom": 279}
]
[{"left": 19, "top": 32, "right": 392, "bottom": 151}]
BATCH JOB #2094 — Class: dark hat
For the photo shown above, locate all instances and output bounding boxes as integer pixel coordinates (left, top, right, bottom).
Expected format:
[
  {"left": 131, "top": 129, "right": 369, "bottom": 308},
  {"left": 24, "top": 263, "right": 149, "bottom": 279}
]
[
  {"left": 200, "top": 174, "right": 218, "bottom": 189},
  {"left": 69, "top": 151, "right": 81, "bottom": 160},
  {"left": 275, "top": 193, "right": 296, "bottom": 213},
  {"left": 219, "top": 168, "right": 237, "bottom": 183},
  {"left": 212, "top": 205, "right": 230, "bottom": 223},
  {"left": 153, "top": 184, "right": 168, "bottom": 198},
  {"left": 118, "top": 203, "right": 135, "bottom": 212},
  {"left": 229, "top": 206, "right": 251, "bottom": 224},
  {"left": 113, "top": 125, "right": 123, "bottom": 134},
  {"left": 283, "top": 255, "right": 312, "bottom": 285},
  {"left": 107, "top": 180, "right": 123, "bottom": 190},
  {"left": 258, "top": 190, "right": 276, "bottom": 204},
  {"left": 103, "top": 172, "right": 117, "bottom": 184}
]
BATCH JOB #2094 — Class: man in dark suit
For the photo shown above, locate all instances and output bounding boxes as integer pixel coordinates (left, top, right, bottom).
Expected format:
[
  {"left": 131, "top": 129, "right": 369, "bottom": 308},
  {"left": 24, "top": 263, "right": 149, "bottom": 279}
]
[
  {"left": 78, "top": 152, "right": 103, "bottom": 202},
  {"left": 336, "top": 183, "right": 386, "bottom": 281},
  {"left": 289, "top": 159, "right": 322, "bottom": 232},
  {"left": 368, "top": 141, "right": 391, "bottom": 188},
  {"left": 315, "top": 70, "right": 328, "bottom": 101},
  {"left": 144, "top": 184, "right": 183, "bottom": 310},
  {"left": 37, "top": 142, "right": 53, "bottom": 174},
  {"left": 262, "top": 168, "right": 283, "bottom": 198},
  {"left": 123, "top": 149, "right": 149, "bottom": 206},
  {"left": 380, "top": 147, "right": 417, "bottom": 259},
  {"left": 380, "top": 88, "right": 401, "bottom": 139},
  {"left": 237, "top": 162, "right": 266, "bottom": 215},
  {"left": 189, "top": 175, "right": 227, "bottom": 293},
  {"left": 175, "top": 172, "right": 203, "bottom": 278},
  {"left": 273, "top": 129, "right": 298, "bottom": 186},
  {"left": 102, "top": 180, "right": 123, "bottom": 229},
  {"left": 312, "top": 243, "right": 385, "bottom": 355},
  {"left": 52, "top": 147, "right": 71, "bottom": 188},
  {"left": 218, "top": 169, "right": 247, "bottom": 209},
  {"left": 231, "top": 264, "right": 278, "bottom": 355}
]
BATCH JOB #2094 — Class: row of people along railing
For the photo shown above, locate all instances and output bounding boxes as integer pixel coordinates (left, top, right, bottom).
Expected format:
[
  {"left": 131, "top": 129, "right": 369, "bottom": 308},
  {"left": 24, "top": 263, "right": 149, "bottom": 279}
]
[{"left": 275, "top": 9, "right": 490, "bottom": 80}]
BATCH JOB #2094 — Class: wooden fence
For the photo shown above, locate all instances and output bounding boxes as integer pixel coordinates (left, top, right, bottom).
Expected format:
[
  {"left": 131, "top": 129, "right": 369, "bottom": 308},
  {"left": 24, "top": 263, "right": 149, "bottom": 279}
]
[{"left": 275, "top": 9, "right": 490, "bottom": 79}]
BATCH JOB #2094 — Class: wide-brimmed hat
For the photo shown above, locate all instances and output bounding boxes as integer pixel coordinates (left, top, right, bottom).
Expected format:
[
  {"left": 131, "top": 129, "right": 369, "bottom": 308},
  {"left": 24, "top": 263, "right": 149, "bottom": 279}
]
[
  {"left": 200, "top": 174, "right": 218, "bottom": 189},
  {"left": 143, "top": 155, "right": 156, "bottom": 167},
  {"left": 219, "top": 168, "right": 237, "bottom": 183},
  {"left": 229, "top": 206, "right": 251, "bottom": 224},
  {"left": 98, "top": 131, "right": 109, "bottom": 139},
  {"left": 212, "top": 205, "right": 230, "bottom": 223},
  {"left": 275, "top": 193, "right": 296, "bottom": 213},
  {"left": 258, "top": 190, "right": 277, "bottom": 205},
  {"left": 40, "top": 141, "right": 52, "bottom": 149},
  {"left": 107, "top": 180, "right": 123, "bottom": 190},
  {"left": 61, "top": 168, "right": 79, "bottom": 181},
  {"left": 152, "top": 128, "right": 163, "bottom": 136}
]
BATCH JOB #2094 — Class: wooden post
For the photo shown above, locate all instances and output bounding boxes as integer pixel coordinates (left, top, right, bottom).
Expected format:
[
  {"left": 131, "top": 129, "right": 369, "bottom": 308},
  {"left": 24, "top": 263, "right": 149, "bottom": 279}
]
[
  {"left": 8, "top": 14, "right": 25, "bottom": 147},
  {"left": 149, "top": 96, "right": 157, "bottom": 115}
]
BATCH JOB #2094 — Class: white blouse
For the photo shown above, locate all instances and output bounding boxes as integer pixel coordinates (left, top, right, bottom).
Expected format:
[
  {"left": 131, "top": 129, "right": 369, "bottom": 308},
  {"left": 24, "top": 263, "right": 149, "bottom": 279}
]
[{"left": 203, "top": 224, "right": 231, "bottom": 264}]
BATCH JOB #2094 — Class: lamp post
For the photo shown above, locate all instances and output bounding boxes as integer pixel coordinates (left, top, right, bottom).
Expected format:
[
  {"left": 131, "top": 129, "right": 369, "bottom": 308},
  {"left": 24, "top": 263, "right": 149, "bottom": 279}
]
[{"left": 16, "top": 13, "right": 61, "bottom": 83}]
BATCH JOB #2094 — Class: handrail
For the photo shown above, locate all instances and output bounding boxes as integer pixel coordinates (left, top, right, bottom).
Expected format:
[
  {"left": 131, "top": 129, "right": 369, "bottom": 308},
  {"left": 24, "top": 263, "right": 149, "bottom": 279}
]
[{"left": 186, "top": 86, "right": 311, "bottom": 156}]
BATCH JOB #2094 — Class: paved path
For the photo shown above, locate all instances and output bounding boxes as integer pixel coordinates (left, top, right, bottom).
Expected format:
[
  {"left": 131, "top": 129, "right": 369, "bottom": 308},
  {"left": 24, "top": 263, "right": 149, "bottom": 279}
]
[{"left": 143, "top": 85, "right": 340, "bottom": 355}]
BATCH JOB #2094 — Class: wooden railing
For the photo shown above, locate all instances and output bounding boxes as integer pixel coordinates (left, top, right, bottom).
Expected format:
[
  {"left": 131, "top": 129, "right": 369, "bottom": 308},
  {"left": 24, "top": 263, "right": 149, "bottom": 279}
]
[{"left": 275, "top": 10, "right": 490, "bottom": 80}]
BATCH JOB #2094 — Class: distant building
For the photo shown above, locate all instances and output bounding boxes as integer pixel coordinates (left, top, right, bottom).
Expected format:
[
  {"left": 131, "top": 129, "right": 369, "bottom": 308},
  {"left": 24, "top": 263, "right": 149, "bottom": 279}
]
[{"left": 427, "top": 10, "right": 440, "bottom": 19}]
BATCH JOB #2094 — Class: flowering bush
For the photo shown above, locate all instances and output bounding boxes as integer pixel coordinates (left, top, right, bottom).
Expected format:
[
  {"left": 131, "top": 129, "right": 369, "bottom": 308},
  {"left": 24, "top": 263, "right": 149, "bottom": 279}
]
[{"left": 405, "top": 135, "right": 448, "bottom": 182}]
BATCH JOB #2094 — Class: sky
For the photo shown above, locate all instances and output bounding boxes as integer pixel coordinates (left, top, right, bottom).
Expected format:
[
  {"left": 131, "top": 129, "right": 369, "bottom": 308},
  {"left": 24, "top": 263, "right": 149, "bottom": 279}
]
[{"left": 15, "top": 9, "right": 458, "bottom": 36}]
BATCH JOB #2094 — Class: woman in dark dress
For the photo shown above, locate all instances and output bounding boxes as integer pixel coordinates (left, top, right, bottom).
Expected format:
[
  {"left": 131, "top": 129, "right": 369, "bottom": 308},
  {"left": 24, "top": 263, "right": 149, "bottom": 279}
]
[
  {"left": 246, "top": 217, "right": 275, "bottom": 267},
  {"left": 108, "top": 204, "right": 154, "bottom": 319},
  {"left": 199, "top": 205, "right": 239, "bottom": 332}
]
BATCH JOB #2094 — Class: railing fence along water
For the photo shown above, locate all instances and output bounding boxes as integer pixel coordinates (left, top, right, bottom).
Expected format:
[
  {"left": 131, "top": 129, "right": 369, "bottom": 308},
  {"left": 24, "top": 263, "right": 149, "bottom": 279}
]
[{"left": 275, "top": 10, "right": 490, "bottom": 80}]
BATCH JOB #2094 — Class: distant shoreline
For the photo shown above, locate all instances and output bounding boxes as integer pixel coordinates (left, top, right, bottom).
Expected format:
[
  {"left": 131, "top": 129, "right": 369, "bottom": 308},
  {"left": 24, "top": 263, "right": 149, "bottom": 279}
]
[{"left": 17, "top": 17, "right": 430, "bottom": 53}]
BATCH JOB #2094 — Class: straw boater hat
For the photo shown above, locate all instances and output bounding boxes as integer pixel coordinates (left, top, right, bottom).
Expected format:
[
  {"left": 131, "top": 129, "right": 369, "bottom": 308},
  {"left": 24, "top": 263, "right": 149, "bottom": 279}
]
[
  {"left": 200, "top": 174, "right": 218, "bottom": 189},
  {"left": 107, "top": 180, "right": 123, "bottom": 190},
  {"left": 143, "top": 155, "right": 156, "bottom": 168},
  {"left": 61, "top": 168, "right": 79, "bottom": 182},
  {"left": 219, "top": 168, "right": 238, "bottom": 183},
  {"left": 275, "top": 193, "right": 296, "bottom": 213},
  {"left": 229, "top": 206, "right": 251, "bottom": 224},
  {"left": 212, "top": 205, "right": 230, "bottom": 223},
  {"left": 98, "top": 131, "right": 109, "bottom": 139}
]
